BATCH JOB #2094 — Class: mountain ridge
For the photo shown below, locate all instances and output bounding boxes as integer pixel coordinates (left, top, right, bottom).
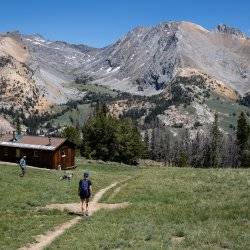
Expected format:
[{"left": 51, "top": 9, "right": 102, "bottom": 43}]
[
  {"left": 0, "top": 21, "right": 249, "bottom": 133},
  {"left": 1, "top": 21, "right": 249, "bottom": 101},
  {"left": 71, "top": 21, "right": 249, "bottom": 96}
]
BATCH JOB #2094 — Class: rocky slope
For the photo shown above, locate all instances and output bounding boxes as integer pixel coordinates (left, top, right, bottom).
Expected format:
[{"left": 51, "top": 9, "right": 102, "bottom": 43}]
[
  {"left": 0, "top": 115, "right": 15, "bottom": 133},
  {"left": 0, "top": 32, "right": 88, "bottom": 119},
  {"left": 22, "top": 34, "right": 89, "bottom": 104},
  {"left": 73, "top": 21, "right": 250, "bottom": 97},
  {"left": 0, "top": 33, "right": 48, "bottom": 116}
]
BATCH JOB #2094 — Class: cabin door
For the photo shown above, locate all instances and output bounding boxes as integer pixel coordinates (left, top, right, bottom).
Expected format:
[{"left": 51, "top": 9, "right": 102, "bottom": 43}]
[{"left": 60, "top": 147, "right": 69, "bottom": 169}]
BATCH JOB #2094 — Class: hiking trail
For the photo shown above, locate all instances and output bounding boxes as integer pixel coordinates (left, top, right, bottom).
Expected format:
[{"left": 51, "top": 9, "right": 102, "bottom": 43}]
[{"left": 19, "top": 182, "right": 129, "bottom": 250}]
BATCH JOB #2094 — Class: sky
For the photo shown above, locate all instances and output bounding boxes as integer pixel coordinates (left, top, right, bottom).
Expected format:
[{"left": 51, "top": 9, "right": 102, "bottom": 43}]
[{"left": 1, "top": 0, "right": 249, "bottom": 47}]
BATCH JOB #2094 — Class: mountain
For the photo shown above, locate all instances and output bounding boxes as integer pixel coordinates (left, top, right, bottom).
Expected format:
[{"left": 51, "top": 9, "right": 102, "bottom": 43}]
[
  {"left": 0, "top": 22, "right": 249, "bottom": 134},
  {"left": 0, "top": 32, "right": 46, "bottom": 116},
  {"left": 20, "top": 21, "right": 250, "bottom": 98},
  {"left": 21, "top": 34, "right": 94, "bottom": 104},
  {"left": 73, "top": 21, "right": 250, "bottom": 97}
]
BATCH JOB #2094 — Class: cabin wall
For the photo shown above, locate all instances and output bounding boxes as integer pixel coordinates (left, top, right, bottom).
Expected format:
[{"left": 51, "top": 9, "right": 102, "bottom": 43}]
[
  {"left": 53, "top": 144, "right": 75, "bottom": 169},
  {"left": 0, "top": 141, "right": 75, "bottom": 169},
  {"left": 0, "top": 146, "right": 54, "bottom": 168},
  {"left": 0, "top": 146, "right": 18, "bottom": 163}
]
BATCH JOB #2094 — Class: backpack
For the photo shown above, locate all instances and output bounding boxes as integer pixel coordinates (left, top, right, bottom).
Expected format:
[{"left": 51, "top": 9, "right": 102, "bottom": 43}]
[
  {"left": 19, "top": 159, "right": 26, "bottom": 168},
  {"left": 80, "top": 179, "right": 89, "bottom": 193}
]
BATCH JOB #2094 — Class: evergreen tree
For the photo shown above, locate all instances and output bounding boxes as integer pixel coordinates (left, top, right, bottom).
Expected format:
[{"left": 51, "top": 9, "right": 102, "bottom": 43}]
[
  {"left": 236, "top": 112, "right": 250, "bottom": 167},
  {"left": 161, "top": 130, "right": 171, "bottom": 165},
  {"left": 221, "top": 134, "right": 239, "bottom": 168},
  {"left": 176, "top": 129, "right": 190, "bottom": 167},
  {"left": 95, "top": 102, "right": 108, "bottom": 116},
  {"left": 81, "top": 107, "right": 145, "bottom": 165},
  {"left": 240, "top": 150, "right": 250, "bottom": 168},
  {"left": 236, "top": 112, "right": 250, "bottom": 151},
  {"left": 150, "top": 129, "right": 156, "bottom": 160},
  {"left": 210, "top": 113, "right": 222, "bottom": 168},
  {"left": 177, "top": 151, "right": 189, "bottom": 167},
  {"left": 16, "top": 117, "right": 21, "bottom": 135},
  {"left": 61, "top": 126, "right": 81, "bottom": 146},
  {"left": 144, "top": 130, "right": 150, "bottom": 158},
  {"left": 190, "top": 132, "right": 204, "bottom": 168}
]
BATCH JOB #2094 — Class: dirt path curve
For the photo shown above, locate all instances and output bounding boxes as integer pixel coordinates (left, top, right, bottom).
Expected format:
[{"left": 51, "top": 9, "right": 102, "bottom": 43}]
[
  {"left": 19, "top": 182, "right": 129, "bottom": 250},
  {"left": 19, "top": 217, "right": 81, "bottom": 250}
]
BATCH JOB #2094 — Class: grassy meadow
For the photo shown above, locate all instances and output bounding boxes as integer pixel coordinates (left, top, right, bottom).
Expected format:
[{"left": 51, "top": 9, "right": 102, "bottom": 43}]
[
  {"left": 51, "top": 104, "right": 93, "bottom": 127},
  {"left": 0, "top": 160, "right": 249, "bottom": 249},
  {"left": 205, "top": 94, "right": 250, "bottom": 132}
]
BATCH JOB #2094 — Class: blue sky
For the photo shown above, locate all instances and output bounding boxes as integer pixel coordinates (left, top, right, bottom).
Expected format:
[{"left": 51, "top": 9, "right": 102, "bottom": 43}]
[{"left": 1, "top": 0, "right": 249, "bottom": 47}]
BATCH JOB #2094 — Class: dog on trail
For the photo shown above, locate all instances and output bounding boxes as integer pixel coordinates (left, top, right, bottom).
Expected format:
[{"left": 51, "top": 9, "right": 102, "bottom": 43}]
[{"left": 60, "top": 171, "right": 73, "bottom": 181}]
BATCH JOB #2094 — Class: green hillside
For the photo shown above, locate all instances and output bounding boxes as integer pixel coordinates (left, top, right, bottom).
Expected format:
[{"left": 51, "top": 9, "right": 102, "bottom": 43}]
[
  {"left": 51, "top": 104, "right": 93, "bottom": 127},
  {"left": 205, "top": 94, "right": 250, "bottom": 132}
]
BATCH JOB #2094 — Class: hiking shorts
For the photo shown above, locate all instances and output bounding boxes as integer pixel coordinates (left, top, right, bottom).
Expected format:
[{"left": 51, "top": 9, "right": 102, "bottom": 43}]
[
  {"left": 20, "top": 167, "right": 26, "bottom": 176},
  {"left": 80, "top": 191, "right": 91, "bottom": 200}
]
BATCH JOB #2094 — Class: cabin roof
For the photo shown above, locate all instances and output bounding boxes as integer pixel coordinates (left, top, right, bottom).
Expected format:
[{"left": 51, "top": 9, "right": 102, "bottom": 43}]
[{"left": 0, "top": 135, "right": 67, "bottom": 151}]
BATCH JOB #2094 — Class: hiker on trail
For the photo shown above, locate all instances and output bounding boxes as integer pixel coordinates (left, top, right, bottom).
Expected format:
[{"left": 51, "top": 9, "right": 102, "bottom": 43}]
[
  {"left": 78, "top": 172, "right": 92, "bottom": 216},
  {"left": 19, "top": 156, "right": 27, "bottom": 177}
]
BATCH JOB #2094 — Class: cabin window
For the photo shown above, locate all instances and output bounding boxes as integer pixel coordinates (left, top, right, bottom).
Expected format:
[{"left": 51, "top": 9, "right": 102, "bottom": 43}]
[
  {"left": 33, "top": 150, "right": 39, "bottom": 157},
  {"left": 16, "top": 149, "right": 21, "bottom": 158},
  {"left": 4, "top": 148, "right": 8, "bottom": 156}
]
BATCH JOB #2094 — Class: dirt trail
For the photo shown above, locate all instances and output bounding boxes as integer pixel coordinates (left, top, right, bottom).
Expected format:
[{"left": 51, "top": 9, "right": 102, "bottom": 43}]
[
  {"left": 19, "top": 217, "right": 81, "bottom": 250},
  {"left": 19, "top": 182, "right": 129, "bottom": 250},
  {"left": 92, "top": 182, "right": 118, "bottom": 203}
]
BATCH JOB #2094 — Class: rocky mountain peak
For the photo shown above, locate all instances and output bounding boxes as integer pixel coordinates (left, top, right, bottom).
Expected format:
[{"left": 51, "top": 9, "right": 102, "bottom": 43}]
[
  {"left": 216, "top": 24, "right": 247, "bottom": 38},
  {"left": 68, "top": 21, "right": 250, "bottom": 96}
]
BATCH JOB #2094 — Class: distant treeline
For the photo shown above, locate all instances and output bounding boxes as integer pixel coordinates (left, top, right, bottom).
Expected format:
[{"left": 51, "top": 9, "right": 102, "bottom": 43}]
[{"left": 146, "top": 112, "right": 250, "bottom": 168}]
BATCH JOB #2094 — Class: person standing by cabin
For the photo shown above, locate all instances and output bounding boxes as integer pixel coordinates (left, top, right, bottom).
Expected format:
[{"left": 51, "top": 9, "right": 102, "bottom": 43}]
[
  {"left": 78, "top": 172, "right": 92, "bottom": 216},
  {"left": 19, "top": 156, "right": 27, "bottom": 177}
]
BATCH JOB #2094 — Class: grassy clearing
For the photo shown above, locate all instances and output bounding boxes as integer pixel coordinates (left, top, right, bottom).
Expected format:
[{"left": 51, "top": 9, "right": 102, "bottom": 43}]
[
  {"left": 205, "top": 95, "right": 250, "bottom": 132},
  {"left": 0, "top": 162, "right": 134, "bottom": 249},
  {"left": 48, "top": 166, "right": 249, "bottom": 250},
  {"left": 51, "top": 83, "right": 119, "bottom": 127},
  {"left": 0, "top": 161, "right": 249, "bottom": 249},
  {"left": 51, "top": 104, "right": 93, "bottom": 127},
  {"left": 72, "top": 83, "right": 119, "bottom": 97}
]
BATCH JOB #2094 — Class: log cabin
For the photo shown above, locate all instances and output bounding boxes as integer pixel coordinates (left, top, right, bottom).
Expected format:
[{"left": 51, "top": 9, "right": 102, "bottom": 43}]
[{"left": 0, "top": 133, "right": 75, "bottom": 169}]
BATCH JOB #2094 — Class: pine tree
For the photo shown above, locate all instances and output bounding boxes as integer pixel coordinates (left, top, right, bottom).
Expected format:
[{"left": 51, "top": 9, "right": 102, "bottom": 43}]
[
  {"left": 81, "top": 111, "right": 145, "bottom": 165},
  {"left": 191, "top": 132, "right": 204, "bottom": 167},
  {"left": 161, "top": 130, "right": 171, "bottom": 165},
  {"left": 61, "top": 126, "right": 81, "bottom": 146},
  {"left": 177, "top": 129, "right": 190, "bottom": 167},
  {"left": 16, "top": 117, "right": 21, "bottom": 135},
  {"left": 177, "top": 151, "right": 189, "bottom": 167},
  {"left": 150, "top": 129, "right": 156, "bottom": 160},
  {"left": 95, "top": 102, "right": 108, "bottom": 116},
  {"left": 236, "top": 112, "right": 250, "bottom": 151},
  {"left": 221, "top": 134, "right": 239, "bottom": 168},
  {"left": 144, "top": 130, "right": 150, "bottom": 158},
  {"left": 210, "top": 113, "right": 221, "bottom": 168},
  {"left": 236, "top": 112, "right": 250, "bottom": 167}
]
